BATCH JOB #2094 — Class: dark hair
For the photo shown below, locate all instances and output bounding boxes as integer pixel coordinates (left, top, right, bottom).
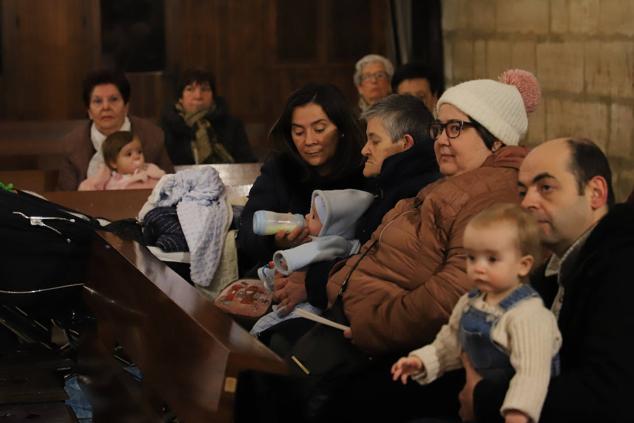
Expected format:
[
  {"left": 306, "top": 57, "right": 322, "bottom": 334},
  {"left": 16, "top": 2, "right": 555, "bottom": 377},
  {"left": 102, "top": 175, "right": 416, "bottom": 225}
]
[
  {"left": 468, "top": 116, "right": 498, "bottom": 150},
  {"left": 269, "top": 83, "right": 364, "bottom": 181},
  {"left": 177, "top": 68, "right": 217, "bottom": 98},
  {"left": 102, "top": 131, "right": 135, "bottom": 169},
  {"left": 566, "top": 138, "right": 615, "bottom": 208},
  {"left": 361, "top": 94, "right": 433, "bottom": 144},
  {"left": 391, "top": 63, "right": 443, "bottom": 97},
  {"left": 82, "top": 69, "right": 131, "bottom": 107}
]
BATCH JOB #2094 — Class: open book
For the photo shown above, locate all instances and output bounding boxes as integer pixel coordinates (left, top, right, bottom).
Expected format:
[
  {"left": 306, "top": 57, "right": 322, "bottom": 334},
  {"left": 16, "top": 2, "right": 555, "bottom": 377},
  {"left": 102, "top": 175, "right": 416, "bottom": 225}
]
[{"left": 294, "top": 307, "right": 350, "bottom": 331}]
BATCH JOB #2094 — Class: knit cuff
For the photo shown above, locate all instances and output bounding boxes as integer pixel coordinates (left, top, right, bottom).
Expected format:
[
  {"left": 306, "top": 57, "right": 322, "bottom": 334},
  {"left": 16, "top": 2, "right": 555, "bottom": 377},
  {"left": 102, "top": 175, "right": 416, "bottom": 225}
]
[{"left": 410, "top": 345, "right": 441, "bottom": 385}]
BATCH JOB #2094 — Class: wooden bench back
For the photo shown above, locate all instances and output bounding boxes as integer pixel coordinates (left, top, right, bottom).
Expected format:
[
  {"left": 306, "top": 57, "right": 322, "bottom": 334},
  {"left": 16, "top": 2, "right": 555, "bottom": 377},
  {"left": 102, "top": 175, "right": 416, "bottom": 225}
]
[
  {"left": 174, "top": 163, "right": 262, "bottom": 187},
  {"left": 0, "top": 120, "right": 84, "bottom": 171},
  {"left": 86, "top": 232, "right": 286, "bottom": 421},
  {"left": 0, "top": 169, "right": 59, "bottom": 192}
]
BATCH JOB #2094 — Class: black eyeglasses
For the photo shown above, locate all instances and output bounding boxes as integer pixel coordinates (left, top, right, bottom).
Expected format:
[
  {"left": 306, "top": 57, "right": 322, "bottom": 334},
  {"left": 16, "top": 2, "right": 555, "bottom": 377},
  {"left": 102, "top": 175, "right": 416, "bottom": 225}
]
[
  {"left": 429, "top": 119, "right": 476, "bottom": 140},
  {"left": 360, "top": 71, "right": 389, "bottom": 83}
]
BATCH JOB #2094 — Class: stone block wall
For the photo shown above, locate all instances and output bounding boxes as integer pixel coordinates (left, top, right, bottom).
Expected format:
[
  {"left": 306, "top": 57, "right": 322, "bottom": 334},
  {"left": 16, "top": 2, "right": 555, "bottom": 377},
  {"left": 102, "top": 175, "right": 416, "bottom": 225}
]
[{"left": 441, "top": 0, "right": 634, "bottom": 200}]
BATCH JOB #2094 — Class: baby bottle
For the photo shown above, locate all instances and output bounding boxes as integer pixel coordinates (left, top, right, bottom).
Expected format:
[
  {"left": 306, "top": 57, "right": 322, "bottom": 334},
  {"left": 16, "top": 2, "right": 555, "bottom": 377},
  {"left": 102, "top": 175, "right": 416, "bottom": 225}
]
[{"left": 253, "top": 210, "right": 305, "bottom": 235}]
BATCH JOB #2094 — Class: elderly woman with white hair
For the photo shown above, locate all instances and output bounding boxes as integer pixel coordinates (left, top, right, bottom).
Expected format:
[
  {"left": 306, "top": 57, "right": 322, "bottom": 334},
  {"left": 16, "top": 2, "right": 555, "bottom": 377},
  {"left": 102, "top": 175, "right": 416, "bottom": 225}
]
[{"left": 354, "top": 54, "right": 394, "bottom": 113}]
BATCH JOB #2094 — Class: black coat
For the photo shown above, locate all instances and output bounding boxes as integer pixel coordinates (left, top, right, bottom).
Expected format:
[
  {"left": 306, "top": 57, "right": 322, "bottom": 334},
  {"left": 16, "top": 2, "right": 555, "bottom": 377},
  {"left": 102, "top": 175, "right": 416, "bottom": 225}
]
[
  {"left": 305, "top": 140, "right": 441, "bottom": 308},
  {"left": 160, "top": 97, "right": 256, "bottom": 165},
  {"left": 474, "top": 203, "right": 634, "bottom": 423},
  {"left": 236, "top": 154, "right": 367, "bottom": 275}
]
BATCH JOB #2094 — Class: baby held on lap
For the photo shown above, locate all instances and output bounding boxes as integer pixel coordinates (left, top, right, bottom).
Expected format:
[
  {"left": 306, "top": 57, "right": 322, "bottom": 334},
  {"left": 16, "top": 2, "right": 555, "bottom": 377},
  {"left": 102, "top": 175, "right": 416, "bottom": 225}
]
[
  {"left": 391, "top": 203, "right": 561, "bottom": 423},
  {"left": 250, "top": 188, "right": 374, "bottom": 336},
  {"left": 78, "top": 131, "right": 165, "bottom": 191}
]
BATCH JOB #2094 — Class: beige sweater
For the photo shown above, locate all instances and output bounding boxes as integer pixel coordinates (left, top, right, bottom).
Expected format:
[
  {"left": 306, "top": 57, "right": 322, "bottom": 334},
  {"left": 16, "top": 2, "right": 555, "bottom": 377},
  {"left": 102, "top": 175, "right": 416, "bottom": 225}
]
[{"left": 410, "top": 290, "right": 561, "bottom": 422}]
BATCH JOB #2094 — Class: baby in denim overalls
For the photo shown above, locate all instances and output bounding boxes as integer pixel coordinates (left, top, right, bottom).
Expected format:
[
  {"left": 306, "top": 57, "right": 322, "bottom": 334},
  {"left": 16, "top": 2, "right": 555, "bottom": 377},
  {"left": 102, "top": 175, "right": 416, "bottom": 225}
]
[{"left": 392, "top": 203, "right": 561, "bottom": 423}]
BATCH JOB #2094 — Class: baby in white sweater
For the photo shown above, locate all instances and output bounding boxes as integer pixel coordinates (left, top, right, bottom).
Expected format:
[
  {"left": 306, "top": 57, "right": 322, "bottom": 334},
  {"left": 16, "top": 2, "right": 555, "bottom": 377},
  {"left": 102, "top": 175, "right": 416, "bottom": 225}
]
[{"left": 391, "top": 203, "right": 561, "bottom": 423}]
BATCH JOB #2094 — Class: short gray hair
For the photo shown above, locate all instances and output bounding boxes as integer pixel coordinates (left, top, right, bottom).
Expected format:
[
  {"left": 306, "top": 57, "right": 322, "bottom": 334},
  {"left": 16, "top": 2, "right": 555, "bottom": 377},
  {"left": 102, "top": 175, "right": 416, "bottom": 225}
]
[
  {"left": 353, "top": 54, "right": 394, "bottom": 86},
  {"left": 361, "top": 94, "right": 433, "bottom": 144}
]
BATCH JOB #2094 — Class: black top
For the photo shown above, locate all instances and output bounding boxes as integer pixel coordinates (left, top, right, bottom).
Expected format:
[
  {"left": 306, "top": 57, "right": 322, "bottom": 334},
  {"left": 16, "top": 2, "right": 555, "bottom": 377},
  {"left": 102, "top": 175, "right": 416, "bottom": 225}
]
[
  {"left": 236, "top": 154, "right": 367, "bottom": 275},
  {"left": 474, "top": 203, "right": 634, "bottom": 423},
  {"left": 160, "top": 96, "right": 256, "bottom": 164},
  {"left": 305, "top": 140, "right": 441, "bottom": 308}
]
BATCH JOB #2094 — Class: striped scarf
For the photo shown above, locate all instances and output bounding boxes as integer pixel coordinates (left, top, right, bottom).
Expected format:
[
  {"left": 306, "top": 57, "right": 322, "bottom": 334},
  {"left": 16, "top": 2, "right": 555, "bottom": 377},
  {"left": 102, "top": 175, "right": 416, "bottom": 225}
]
[{"left": 176, "top": 103, "right": 235, "bottom": 164}]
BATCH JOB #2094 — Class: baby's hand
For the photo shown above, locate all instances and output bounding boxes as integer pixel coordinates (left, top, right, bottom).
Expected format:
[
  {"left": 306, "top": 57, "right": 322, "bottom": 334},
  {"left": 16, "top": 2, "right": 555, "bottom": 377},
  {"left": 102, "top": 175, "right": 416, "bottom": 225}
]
[
  {"left": 274, "top": 226, "right": 310, "bottom": 249},
  {"left": 279, "top": 258, "right": 288, "bottom": 271},
  {"left": 504, "top": 410, "right": 530, "bottom": 423},
  {"left": 391, "top": 356, "right": 423, "bottom": 384}
]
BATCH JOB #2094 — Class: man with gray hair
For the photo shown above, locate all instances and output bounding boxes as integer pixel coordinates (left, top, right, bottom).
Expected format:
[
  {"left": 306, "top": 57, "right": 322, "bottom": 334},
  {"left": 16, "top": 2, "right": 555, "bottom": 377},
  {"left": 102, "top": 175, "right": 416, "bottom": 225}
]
[
  {"left": 354, "top": 53, "right": 394, "bottom": 113},
  {"left": 356, "top": 94, "right": 440, "bottom": 242}
]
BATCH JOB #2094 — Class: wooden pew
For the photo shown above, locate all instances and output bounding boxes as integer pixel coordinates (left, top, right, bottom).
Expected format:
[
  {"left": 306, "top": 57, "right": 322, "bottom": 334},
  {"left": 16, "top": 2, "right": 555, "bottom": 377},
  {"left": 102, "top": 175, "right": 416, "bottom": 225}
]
[
  {"left": 44, "top": 184, "right": 251, "bottom": 222},
  {"left": 0, "top": 163, "right": 269, "bottom": 420},
  {"left": 44, "top": 163, "right": 261, "bottom": 221},
  {"left": 0, "top": 120, "right": 83, "bottom": 171},
  {"left": 45, "top": 189, "right": 152, "bottom": 221},
  {"left": 83, "top": 231, "right": 287, "bottom": 421},
  {"left": 0, "top": 169, "right": 59, "bottom": 192},
  {"left": 174, "top": 163, "right": 262, "bottom": 187}
]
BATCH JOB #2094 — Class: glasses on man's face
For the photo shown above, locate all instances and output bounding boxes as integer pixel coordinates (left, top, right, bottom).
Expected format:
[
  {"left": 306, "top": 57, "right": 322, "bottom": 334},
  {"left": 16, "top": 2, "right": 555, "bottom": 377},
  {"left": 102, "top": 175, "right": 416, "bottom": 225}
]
[
  {"left": 429, "top": 119, "right": 476, "bottom": 140},
  {"left": 360, "top": 71, "right": 389, "bottom": 83}
]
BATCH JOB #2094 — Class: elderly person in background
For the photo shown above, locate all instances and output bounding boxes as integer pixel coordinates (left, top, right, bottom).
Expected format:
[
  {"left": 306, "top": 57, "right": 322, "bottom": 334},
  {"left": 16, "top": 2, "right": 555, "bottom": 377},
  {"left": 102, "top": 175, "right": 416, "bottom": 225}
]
[
  {"left": 161, "top": 68, "right": 256, "bottom": 165},
  {"left": 57, "top": 69, "right": 173, "bottom": 191},
  {"left": 392, "top": 62, "right": 443, "bottom": 113},
  {"left": 354, "top": 54, "right": 393, "bottom": 113}
]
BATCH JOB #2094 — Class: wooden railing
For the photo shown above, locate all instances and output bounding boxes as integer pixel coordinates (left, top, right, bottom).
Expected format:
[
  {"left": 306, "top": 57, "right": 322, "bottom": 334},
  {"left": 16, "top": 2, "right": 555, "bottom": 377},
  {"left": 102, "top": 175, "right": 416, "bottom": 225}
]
[{"left": 84, "top": 231, "right": 286, "bottom": 421}]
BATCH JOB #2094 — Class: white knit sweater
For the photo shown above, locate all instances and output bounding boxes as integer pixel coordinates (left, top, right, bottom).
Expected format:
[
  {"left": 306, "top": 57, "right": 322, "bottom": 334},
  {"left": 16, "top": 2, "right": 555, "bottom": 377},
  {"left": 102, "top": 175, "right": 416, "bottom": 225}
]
[{"left": 409, "top": 290, "right": 561, "bottom": 422}]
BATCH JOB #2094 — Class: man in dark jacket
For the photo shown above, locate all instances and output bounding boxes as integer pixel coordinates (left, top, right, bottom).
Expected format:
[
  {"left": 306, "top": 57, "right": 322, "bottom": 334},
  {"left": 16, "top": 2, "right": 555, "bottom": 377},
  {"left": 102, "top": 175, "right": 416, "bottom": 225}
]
[{"left": 460, "top": 137, "right": 634, "bottom": 422}]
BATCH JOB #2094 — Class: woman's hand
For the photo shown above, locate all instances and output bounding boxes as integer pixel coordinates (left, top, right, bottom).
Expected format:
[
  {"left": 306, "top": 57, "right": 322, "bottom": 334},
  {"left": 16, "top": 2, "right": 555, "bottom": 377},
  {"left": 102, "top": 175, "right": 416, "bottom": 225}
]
[
  {"left": 273, "top": 271, "right": 308, "bottom": 316},
  {"left": 274, "top": 226, "right": 310, "bottom": 250},
  {"left": 391, "top": 356, "right": 424, "bottom": 384}
]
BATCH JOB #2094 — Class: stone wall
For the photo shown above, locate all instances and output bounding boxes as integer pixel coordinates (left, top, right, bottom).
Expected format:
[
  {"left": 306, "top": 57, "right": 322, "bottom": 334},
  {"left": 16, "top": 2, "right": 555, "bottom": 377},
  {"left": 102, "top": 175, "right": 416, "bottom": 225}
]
[{"left": 441, "top": 0, "right": 634, "bottom": 200}]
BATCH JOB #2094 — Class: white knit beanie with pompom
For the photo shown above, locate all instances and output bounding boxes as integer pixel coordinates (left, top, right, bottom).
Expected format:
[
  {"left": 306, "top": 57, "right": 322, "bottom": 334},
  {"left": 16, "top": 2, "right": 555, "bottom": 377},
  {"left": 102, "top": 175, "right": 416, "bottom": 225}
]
[{"left": 436, "top": 69, "right": 541, "bottom": 146}]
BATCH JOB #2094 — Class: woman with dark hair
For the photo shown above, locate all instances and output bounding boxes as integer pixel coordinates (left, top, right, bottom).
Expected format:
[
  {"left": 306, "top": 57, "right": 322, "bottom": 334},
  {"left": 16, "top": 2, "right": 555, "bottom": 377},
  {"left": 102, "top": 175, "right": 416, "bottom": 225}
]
[
  {"left": 237, "top": 83, "right": 366, "bottom": 275},
  {"left": 57, "top": 68, "right": 173, "bottom": 191},
  {"left": 161, "top": 68, "right": 256, "bottom": 164},
  {"left": 256, "top": 94, "right": 440, "bottom": 347}
]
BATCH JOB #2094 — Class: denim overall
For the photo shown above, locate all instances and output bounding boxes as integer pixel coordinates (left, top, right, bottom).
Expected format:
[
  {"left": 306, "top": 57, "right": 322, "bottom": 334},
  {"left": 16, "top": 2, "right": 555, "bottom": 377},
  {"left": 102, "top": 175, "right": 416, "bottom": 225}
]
[{"left": 458, "top": 284, "right": 560, "bottom": 383}]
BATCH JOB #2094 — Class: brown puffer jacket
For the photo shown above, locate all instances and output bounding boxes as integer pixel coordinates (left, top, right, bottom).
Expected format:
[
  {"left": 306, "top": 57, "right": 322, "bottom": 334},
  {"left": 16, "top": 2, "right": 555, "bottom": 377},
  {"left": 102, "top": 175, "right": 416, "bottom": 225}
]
[{"left": 326, "top": 146, "right": 527, "bottom": 355}]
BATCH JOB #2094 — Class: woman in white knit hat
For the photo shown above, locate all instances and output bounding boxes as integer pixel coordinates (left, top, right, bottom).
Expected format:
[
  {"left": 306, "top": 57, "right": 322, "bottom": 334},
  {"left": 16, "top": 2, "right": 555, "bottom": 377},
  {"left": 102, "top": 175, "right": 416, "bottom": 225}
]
[
  {"left": 313, "top": 70, "right": 542, "bottom": 421},
  {"left": 431, "top": 70, "right": 540, "bottom": 178}
]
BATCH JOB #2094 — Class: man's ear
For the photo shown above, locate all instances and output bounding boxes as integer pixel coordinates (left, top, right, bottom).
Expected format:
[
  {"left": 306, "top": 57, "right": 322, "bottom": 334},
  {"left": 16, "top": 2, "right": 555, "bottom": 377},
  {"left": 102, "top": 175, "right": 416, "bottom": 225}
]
[
  {"left": 401, "top": 134, "right": 415, "bottom": 151},
  {"left": 518, "top": 255, "right": 534, "bottom": 278},
  {"left": 587, "top": 175, "right": 609, "bottom": 209}
]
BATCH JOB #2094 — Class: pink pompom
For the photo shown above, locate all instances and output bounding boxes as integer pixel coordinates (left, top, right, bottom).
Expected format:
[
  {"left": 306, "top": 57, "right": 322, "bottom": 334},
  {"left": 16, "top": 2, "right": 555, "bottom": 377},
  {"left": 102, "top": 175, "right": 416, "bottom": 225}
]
[{"left": 498, "top": 69, "right": 541, "bottom": 113}]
